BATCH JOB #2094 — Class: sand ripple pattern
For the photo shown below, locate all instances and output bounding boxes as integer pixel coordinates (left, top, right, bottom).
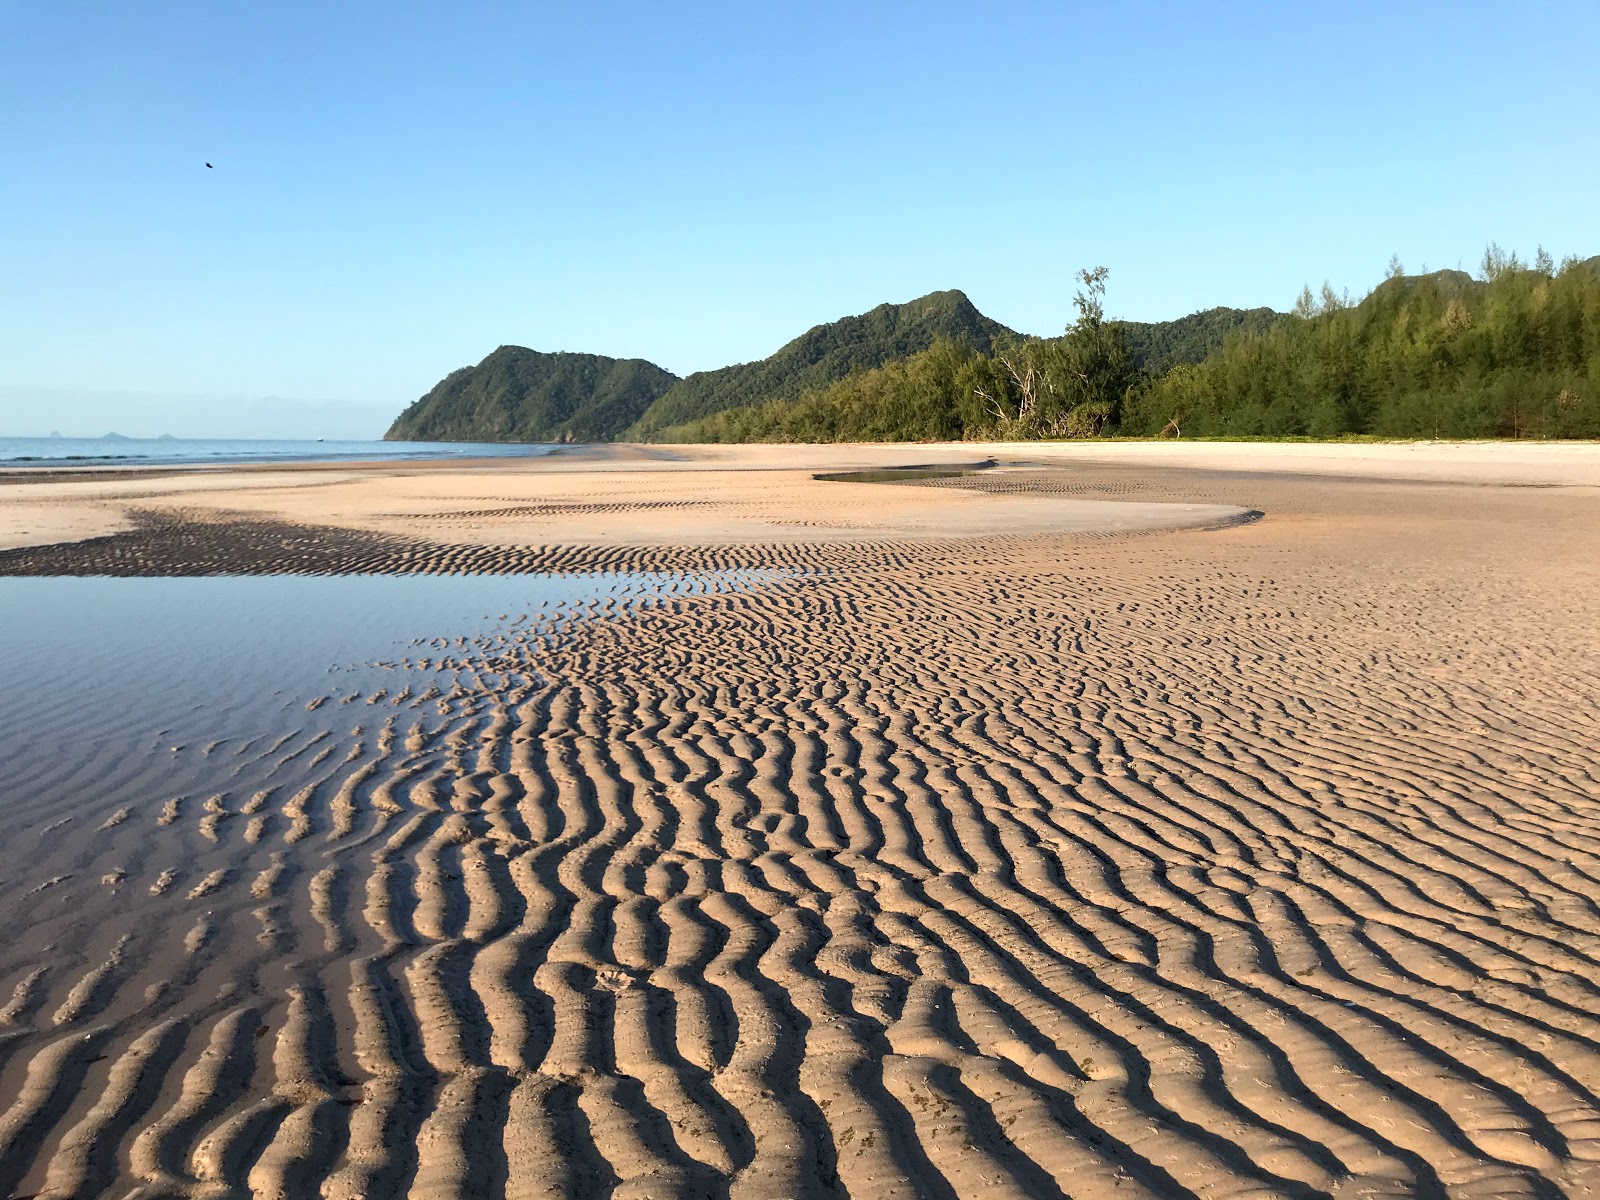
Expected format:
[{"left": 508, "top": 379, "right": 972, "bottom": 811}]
[{"left": 3, "top": 482, "right": 1600, "bottom": 1198}]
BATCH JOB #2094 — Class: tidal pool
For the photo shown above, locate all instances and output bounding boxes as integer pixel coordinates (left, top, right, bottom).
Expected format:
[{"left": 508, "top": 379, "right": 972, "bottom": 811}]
[{"left": 0, "top": 571, "right": 768, "bottom": 817}]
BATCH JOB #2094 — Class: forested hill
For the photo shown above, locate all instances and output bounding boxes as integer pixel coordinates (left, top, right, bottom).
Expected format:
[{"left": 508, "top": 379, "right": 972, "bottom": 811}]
[
  {"left": 385, "top": 348, "right": 679, "bottom": 443},
  {"left": 623, "top": 289, "right": 1015, "bottom": 440},
  {"left": 384, "top": 292, "right": 1272, "bottom": 445},
  {"left": 1120, "top": 306, "right": 1285, "bottom": 374},
  {"left": 656, "top": 252, "right": 1600, "bottom": 443}
]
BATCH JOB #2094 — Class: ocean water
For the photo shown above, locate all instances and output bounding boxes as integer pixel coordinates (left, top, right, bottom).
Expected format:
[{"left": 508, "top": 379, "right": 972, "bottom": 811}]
[{"left": 0, "top": 434, "right": 553, "bottom": 468}]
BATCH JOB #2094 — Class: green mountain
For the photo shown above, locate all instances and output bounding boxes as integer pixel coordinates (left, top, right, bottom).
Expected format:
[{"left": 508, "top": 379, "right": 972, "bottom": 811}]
[
  {"left": 654, "top": 297, "right": 1292, "bottom": 445},
  {"left": 623, "top": 289, "right": 1015, "bottom": 440},
  {"left": 385, "top": 348, "right": 678, "bottom": 443},
  {"left": 1119, "top": 306, "right": 1285, "bottom": 375}
]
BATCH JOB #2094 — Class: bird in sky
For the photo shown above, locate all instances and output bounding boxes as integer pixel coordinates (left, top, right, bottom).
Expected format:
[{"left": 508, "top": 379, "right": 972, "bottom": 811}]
[{"left": 205, "top": 162, "right": 213, "bottom": 168}]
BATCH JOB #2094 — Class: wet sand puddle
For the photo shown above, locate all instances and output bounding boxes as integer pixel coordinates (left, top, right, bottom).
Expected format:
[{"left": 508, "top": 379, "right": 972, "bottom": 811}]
[{"left": 811, "top": 462, "right": 995, "bottom": 485}]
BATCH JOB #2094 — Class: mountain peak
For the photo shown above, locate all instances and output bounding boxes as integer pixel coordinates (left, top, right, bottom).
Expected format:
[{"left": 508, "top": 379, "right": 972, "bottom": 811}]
[
  {"left": 386, "top": 347, "right": 679, "bottom": 443},
  {"left": 624, "top": 290, "right": 1016, "bottom": 439}
]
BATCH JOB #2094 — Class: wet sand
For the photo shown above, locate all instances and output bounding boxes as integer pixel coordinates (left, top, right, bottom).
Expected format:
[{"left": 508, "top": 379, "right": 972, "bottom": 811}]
[{"left": 2, "top": 443, "right": 1600, "bottom": 1198}]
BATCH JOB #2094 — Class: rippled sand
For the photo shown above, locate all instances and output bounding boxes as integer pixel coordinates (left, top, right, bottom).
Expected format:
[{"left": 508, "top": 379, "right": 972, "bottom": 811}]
[{"left": 1, "top": 446, "right": 1599, "bottom": 1198}]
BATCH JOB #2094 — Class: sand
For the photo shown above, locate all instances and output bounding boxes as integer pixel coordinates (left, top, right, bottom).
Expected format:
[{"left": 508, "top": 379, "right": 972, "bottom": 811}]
[
  {"left": 4, "top": 440, "right": 1598, "bottom": 563},
  {"left": 2, "top": 441, "right": 1600, "bottom": 1198}
]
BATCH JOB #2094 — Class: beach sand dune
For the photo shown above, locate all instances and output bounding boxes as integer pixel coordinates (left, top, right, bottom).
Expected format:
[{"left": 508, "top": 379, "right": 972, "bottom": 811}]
[{"left": 1, "top": 447, "right": 1599, "bottom": 1197}]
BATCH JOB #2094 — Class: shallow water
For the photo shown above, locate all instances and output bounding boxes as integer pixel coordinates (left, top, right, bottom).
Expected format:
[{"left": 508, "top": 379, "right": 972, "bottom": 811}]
[
  {"left": 0, "top": 571, "right": 765, "bottom": 797},
  {"left": 813, "top": 464, "right": 989, "bottom": 483}
]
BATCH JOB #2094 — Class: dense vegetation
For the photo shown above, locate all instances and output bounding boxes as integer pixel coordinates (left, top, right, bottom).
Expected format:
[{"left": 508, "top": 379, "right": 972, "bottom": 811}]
[
  {"left": 623, "top": 290, "right": 1014, "bottom": 440},
  {"left": 389, "top": 246, "right": 1600, "bottom": 445},
  {"left": 1121, "top": 252, "right": 1600, "bottom": 438},
  {"left": 386, "top": 348, "right": 678, "bottom": 443},
  {"left": 659, "top": 269, "right": 1140, "bottom": 443},
  {"left": 1121, "top": 307, "right": 1284, "bottom": 374},
  {"left": 661, "top": 251, "right": 1600, "bottom": 444}
]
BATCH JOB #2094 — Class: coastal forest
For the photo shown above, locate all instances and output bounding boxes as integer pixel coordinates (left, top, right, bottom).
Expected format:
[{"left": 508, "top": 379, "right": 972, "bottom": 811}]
[
  {"left": 387, "top": 247, "right": 1600, "bottom": 444},
  {"left": 1124, "top": 248, "right": 1600, "bottom": 440}
]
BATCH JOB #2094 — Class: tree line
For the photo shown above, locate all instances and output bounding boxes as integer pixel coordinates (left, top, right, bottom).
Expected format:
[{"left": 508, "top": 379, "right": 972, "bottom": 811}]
[{"left": 655, "top": 248, "right": 1600, "bottom": 443}]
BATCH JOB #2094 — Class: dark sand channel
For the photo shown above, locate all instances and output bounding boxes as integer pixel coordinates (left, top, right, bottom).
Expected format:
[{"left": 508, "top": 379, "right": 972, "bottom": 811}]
[{"left": 1, "top": 448, "right": 1599, "bottom": 1198}]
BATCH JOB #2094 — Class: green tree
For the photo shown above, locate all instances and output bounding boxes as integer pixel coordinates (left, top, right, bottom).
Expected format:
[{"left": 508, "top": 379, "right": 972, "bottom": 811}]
[
  {"left": 1125, "top": 253, "right": 1600, "bottom": 439},
  {"left": 979, "top": 268, "right": 1138, "bottom": 438}
]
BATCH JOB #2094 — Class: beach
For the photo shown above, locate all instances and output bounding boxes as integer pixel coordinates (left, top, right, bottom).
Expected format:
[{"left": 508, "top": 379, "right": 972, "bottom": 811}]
[{"left": 2, "top": 441, "right": 1599, "bottom": 1198}]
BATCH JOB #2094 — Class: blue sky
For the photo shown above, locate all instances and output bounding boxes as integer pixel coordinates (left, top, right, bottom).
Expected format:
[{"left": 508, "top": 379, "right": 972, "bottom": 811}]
[{"left": 2, "top": 1, "right": 1596, "bottom": 436}]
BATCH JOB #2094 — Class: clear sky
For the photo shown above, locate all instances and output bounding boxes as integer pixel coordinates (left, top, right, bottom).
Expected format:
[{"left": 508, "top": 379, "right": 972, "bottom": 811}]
[{"left": 2, "top": 1, "right": 1596, "bottom": 436}]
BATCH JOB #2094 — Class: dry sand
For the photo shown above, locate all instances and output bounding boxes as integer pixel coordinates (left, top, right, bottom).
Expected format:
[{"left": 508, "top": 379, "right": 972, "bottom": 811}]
[
  {"left": 2, "top": 442, "right": 1600, "bottom": 1198},
  {"left": 0, "top": 443, "right": 1263, "bottom": 559}
]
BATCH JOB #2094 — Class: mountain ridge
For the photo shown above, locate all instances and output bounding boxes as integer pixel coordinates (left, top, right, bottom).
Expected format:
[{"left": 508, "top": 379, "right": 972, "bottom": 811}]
[
  {"left": 386, "top": 289, "right": 1277, "bottom": 444},
  {"left": 622, "top": 289, "right": 1015, "bottom": 440}
]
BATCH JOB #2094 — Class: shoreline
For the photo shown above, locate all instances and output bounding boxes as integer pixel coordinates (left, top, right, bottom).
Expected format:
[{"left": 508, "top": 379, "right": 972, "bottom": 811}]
[{"left": 2, "top": 440, "right": 1597, "bottom": 565}]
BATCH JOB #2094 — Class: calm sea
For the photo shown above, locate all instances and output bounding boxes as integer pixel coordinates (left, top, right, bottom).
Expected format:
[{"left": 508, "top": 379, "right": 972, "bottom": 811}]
[{"left": 0, "top": 435, "right": 553, "bottom": 468}]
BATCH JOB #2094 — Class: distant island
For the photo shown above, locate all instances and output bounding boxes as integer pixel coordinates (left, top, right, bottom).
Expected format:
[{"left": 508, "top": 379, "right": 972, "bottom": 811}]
[{"left": 387, "top": 248, "right": 1600, "bottom": 444}]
